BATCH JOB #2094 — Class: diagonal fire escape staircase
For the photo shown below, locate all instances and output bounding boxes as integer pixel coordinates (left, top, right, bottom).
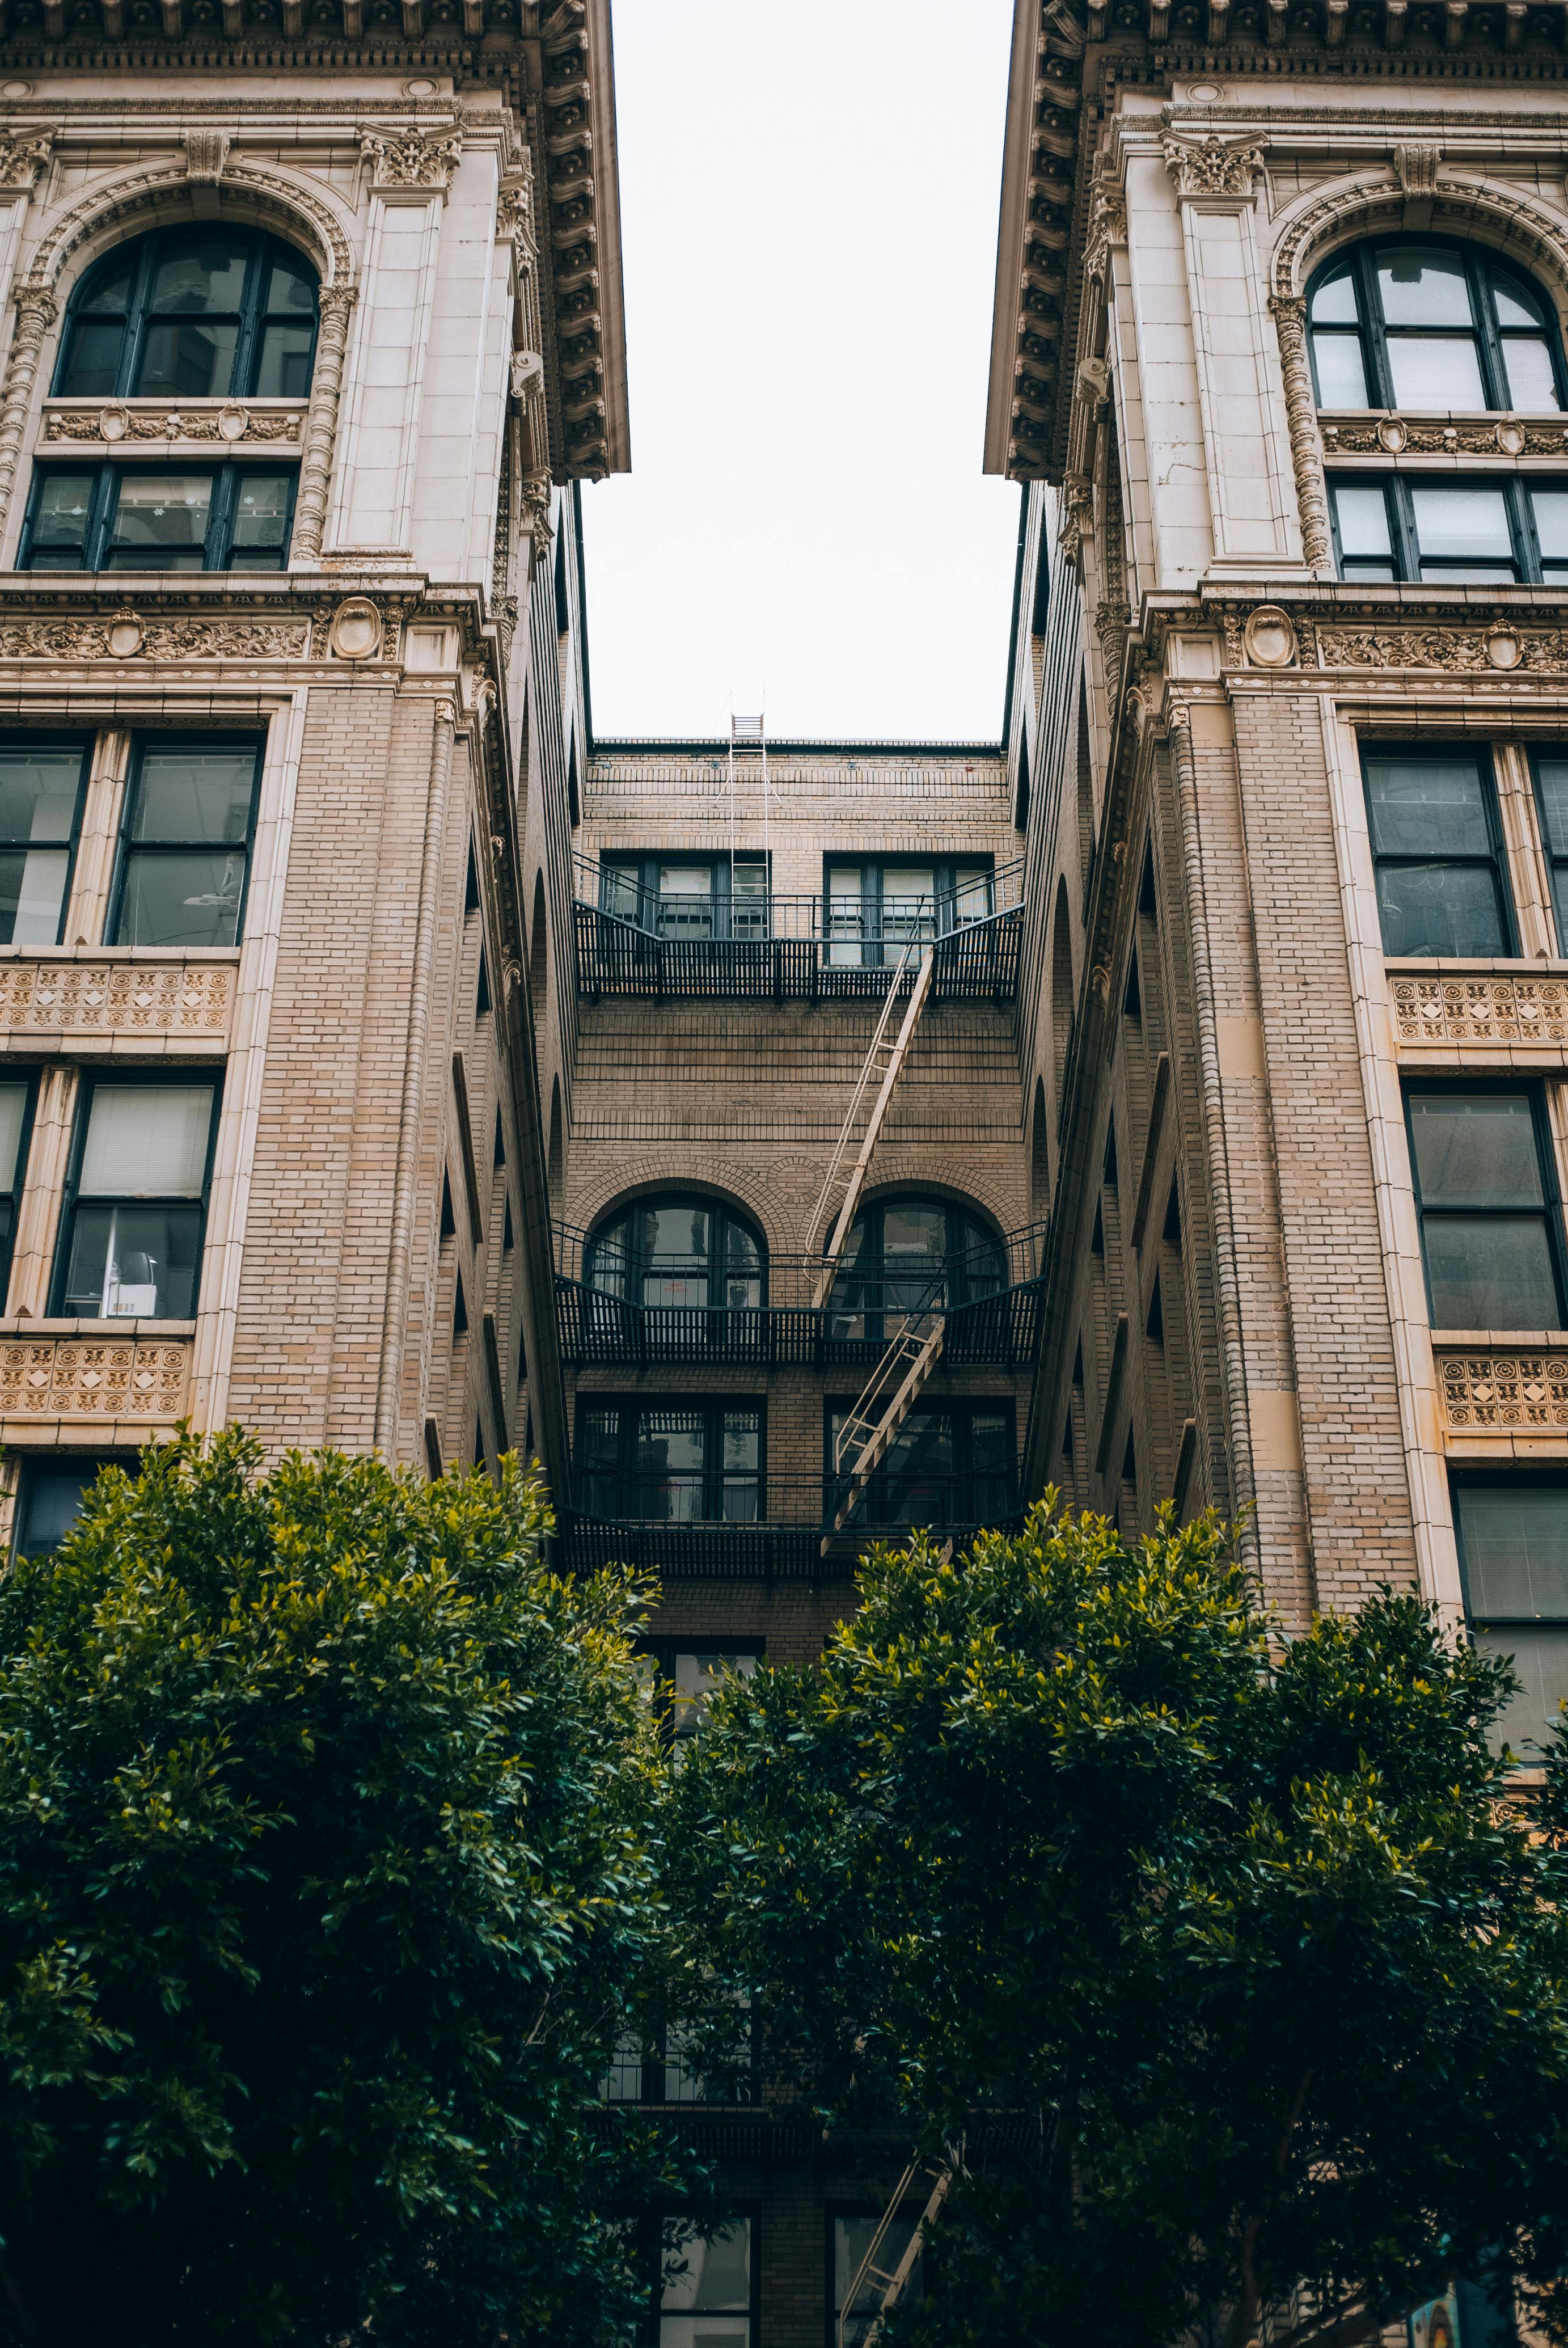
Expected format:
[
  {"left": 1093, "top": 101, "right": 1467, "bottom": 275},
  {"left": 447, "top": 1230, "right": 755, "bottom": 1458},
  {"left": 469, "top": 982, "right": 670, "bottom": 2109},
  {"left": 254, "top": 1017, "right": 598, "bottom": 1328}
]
[
  {"left": 836, "top": 2152, "right": 959, "bottom": 2348},
  {"left": 810, "top": 925, "right": 946, "bottom": 1551}
]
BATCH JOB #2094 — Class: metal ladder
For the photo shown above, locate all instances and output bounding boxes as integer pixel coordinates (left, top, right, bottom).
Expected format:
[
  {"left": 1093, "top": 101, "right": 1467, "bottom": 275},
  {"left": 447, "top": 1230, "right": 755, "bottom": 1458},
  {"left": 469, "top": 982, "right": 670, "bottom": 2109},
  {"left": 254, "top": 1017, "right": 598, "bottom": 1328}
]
[
  {"left": 810, "top": 930, "right": 934, "bottom": 1312},
  {"left": 836, "top": 2154, "right": 957, "bottom": 2348},
  {"left": 825, "top": 1272, "right": 947, "bottom": 1543}
]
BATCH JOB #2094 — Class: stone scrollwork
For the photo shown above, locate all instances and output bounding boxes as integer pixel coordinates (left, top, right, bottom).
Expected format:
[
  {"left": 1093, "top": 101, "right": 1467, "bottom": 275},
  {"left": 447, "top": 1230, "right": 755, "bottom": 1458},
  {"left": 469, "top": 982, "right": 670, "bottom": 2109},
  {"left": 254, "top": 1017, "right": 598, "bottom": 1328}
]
[
  {"left": 0, "top": 614, "right": 308, "bottom": 660},
  {"left": 1322, "top": 415, "right": 1568, "bottom": 457},
  {"left": 1268, "top": 294, "right": 1334, "bottom": 574},
  {"left": 519, "top": 465, "right": 554, "bottom": 574},
  {"left": 1438, "top": 1350, "right": 1568, "bottom": 1433},
  {"left": 45, "top": 403, "right": 302, "bottom": 445},
  {"left": 1308, "top": 620, "right": 1568, "bottom": 673},
  {"left": 183, "top": 129, "right": 230, "bottom": 185},
  {"left": 360, "top": 125, "right": 463, "bottom": 193},
  {"left": 1163, "top": 130, "right": 1265, "bottom": 200},
  {"left": 0, "top": 1334, "right": 191, "bottom": 1423},
  {"left": 1390, "top": 971, "right": 1568, "bottom": 1045}
]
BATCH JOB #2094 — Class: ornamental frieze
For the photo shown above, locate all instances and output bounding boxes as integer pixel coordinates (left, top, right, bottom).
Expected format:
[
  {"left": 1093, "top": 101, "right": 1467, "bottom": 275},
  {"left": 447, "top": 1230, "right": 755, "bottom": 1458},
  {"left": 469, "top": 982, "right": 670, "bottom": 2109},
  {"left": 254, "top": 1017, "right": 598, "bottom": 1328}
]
[
  {"left": 1321, "top": 415, "right": 1568, "bottom": 458},
  {"left": 0, "top": 1335, "right": 190, "bottom": 1422},
  {"left": 1389, "top": 972, "right": 1568, "bottom": 1046},
  {"left": 0, "top": 616, "right": 310, "bottom": 661},
  {"left": 1219, "top": 605, "right": 1568, "bottom": 675},
  {"left": 1437, "top": 1352, "right": 1568, "bottom": 1434},
  {"left": 0, "top": 959, "right": 233, "bottom": 1038},
  {"left": 43, "top": 402, "right": 303, "bottom": 447}
]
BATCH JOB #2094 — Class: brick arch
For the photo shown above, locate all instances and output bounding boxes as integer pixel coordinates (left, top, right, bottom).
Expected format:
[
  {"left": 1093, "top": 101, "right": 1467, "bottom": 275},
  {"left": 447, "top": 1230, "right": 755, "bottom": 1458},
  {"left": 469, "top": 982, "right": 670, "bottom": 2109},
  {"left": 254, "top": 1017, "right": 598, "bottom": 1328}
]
[
  {"left": 581, "top": 1177, "right": 771, "bottom": 1256},
  {"left": 805, "top": 1152, "right": 1027, "bottom": 1257},
  {"left": 564, "top": 1152, "right": 797, "bottom": 1263}
]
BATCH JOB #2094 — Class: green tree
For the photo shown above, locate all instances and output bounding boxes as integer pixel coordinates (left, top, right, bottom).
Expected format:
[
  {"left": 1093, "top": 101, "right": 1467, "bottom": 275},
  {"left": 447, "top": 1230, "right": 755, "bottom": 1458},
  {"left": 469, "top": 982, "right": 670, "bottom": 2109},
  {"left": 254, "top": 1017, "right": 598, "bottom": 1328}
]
[
  {"left": 668, "top": 1502, "right": 1568, "bottom": 2348},
  {"left": 0, "top": 1429, "right": 691, "bottom": 2348}
]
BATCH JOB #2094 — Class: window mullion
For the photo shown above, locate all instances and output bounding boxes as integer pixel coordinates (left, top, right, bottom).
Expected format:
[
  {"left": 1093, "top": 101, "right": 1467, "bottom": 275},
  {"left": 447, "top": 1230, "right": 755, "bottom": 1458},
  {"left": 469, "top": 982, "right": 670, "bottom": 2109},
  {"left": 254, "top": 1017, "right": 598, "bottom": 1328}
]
[
  {"left": 87, "top": 466, "right": 116, "bottom": 572},
  {"left": 1470, "top": 251, "right": 1509, "bottom": 412},
  {"left": 1389, "top": 475, "right": 1418, "bottom": 582},
  {"left": 233, "top": 236, "right": 268, "bottom": 399},
  {"left": 120, "top": 234, "right": 159, "bottom": 399},
  {"left": 1357, "top": 245, "right": 1393, "bottom": 409},
  {"left": 1507, "top": 474, "right": 1541, "bottom": 582}
]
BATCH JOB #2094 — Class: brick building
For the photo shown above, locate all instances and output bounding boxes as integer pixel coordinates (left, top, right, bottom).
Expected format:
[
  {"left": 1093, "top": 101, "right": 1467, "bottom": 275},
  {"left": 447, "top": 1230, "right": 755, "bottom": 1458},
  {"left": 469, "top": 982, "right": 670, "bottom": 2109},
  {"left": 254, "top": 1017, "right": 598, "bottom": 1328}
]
[{"left": 0, "top": 0, "right": 1562, "bottom": 2338}]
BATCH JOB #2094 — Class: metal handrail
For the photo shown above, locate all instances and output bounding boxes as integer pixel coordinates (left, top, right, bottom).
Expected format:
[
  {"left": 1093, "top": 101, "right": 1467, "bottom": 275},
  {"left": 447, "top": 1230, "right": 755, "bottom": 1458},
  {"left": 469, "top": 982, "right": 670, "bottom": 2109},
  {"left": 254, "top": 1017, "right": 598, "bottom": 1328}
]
[
  {"left": 552, "top": 1218, "right": 1050, "bottom": 1298},
  {"left": 568, "top": 1471, "right": 1021, "bottom": 1532},
  {"left": 572, "top": 851, "right": 1026, "bottom": 943}
]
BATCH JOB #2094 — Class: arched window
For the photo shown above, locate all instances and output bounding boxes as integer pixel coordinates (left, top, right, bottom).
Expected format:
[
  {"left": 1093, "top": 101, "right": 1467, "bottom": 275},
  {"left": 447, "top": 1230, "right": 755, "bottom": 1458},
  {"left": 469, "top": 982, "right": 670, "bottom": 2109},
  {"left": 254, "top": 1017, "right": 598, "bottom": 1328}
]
[
  {"left": 586, "top": 1193, "right": 766, "bottom": 1311},
  {"left": 1316, "top": 240, "right": 1568, "bottom": 582},
  {"left": 1308, "top": 237, "right": 1566, "bottom": 415},
  {"left": 54, "top": 225, "right": 319, "bottom": 404},
  {"left": 831, "top": 1194, "right": 1004, "bottom": 1342}
]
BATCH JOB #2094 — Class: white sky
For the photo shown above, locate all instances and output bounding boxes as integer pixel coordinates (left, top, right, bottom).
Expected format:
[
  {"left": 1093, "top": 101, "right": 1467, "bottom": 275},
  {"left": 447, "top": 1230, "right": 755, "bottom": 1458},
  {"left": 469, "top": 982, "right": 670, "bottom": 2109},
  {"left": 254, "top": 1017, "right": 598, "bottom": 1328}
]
[{"left": 578, "top": 0, "right": 1024, "bottom": 745}]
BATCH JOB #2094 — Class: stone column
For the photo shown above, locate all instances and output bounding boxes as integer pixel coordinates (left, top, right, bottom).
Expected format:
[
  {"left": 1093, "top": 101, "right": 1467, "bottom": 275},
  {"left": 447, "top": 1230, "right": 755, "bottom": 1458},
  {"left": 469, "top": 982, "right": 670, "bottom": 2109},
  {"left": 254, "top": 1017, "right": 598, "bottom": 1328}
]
[
  {"left": 1269, "top": 293, "right": 1333, "bottom": 575},
  {"left": 0, "top": 287, "right": 57, "bottom": 547},
  {"left": 290, "top": 283, "right": 355, "bottom": 568}
]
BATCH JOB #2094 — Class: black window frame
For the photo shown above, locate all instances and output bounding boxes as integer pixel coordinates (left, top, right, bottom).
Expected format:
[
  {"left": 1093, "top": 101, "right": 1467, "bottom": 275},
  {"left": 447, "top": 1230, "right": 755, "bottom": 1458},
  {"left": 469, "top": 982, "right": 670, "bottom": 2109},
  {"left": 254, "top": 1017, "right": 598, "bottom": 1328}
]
[
  {"left": 824, "top": 1395, "right": 1017, "bottom": 1530},
  {"left": 1402, "top": 1078, "right": 1568, "bottom": 1332},
  {"left": 573, "top": 1395, "right": 767, "bottom": 1524},
  {"left": 1327, "top": 471, "right": 1568, "bottom": 584},
  {"left": 1361, "top": 740, "right": 1516, "bottom": 960},
  {"left": 822, "top": 852, "right": 996, "bottom": 968},
  {"left": 828, "top": 1192, "right": 1007, "bottom": 1342},
  {"left": 0, "top": 1069, "right": 39, "bottom": 1312},
  {"left": 49, "top": 1068, "right": 223, "bottom": 1323},
  {"left": 598, "top": 850, "right": 772, "bottom": 941},
  {"left": 19, "top": 461, "right": 299, "bottom": 574},
  {"left": 585, "top": 1191, "right": 768, "bottom": 1311},
  {"left": 639, "top": 1637, "right": 765, "bottom": 1746},
  {"left": 1450, "top": 1471, "right": 1568, "bottom": 1756},
  {"left": 52, "top": 224, "right": 320, "bottom": 405},
  {"left": 625, "top": 2211, "right": 760, "bottom": 2348},
  {"left": 0, "top": 731, "right": 93, "bottom": 948},
  {"left": 1307, "top": 234, "right": 1568, "bottom": 414},
  {"left": 106, "top": 732, "right": 265, "bottom": 951},
  {"left": 1527, "top": 744, "right": 1568, "bottom": 953},
  {"left": 12, "top": 1450, "right": 140, "bottom": 1560},
  {"left": 827, "top": 2204, "right": 928, "bottom": 2348}
]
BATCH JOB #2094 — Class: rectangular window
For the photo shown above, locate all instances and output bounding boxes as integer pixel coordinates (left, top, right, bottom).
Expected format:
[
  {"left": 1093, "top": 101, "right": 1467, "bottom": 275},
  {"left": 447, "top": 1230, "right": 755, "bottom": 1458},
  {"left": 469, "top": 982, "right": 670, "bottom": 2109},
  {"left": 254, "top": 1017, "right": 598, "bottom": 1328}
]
[
  {"left": 0, "top": 737, "right": 90, "bottom": 945},
  {"left": 599, "top": 854, "right": 770, "bottom": 941},
  {"left": 1405, "top": 1087, "right": 1566, "bottom": 1329},
  {"left": 0, "top": 1076, "right": 35, "bottom": 1307},
  {"left": 630, "top": 2218, "right": 755, "bottom": 2348},
  {"left": 1363, "top": 747, "right": 1512, "bottom": 958},
  {"left": 824, "top": 858, "right": 995, "bottom": 969},
  {"left": 1329, "top": 475, "right": 1568, "bottom": 584},
  {"left": 576, "top": 1400, "right": 763, "bottom": 1523},
  {"left": 12, "top": 1452, "right": 137, "bottom": 1560},
  {"left": 827, "top": 1401, "right": 1015, "bottom": 1528},
  {"left": 831, "top": 2210, "right": 924, "bottom": 2348},
  {"left": 111, "top": 737, "right": 262, "bottom": 948},
  {"left": 53, "top": 1076, "right": 219, "bottom": 1320},
  {"left": 641, "top": 1641, "right": 763, "bottom": 1749},
  {"left": 1453, "top": 1480, "right": 1568, "bottom": 1754},
  {"left": 1529, "top": 748, "right": 1568, "bottom": 951},
  {"left": 20, "top": 463, "right": 297, "bottom": 572}
]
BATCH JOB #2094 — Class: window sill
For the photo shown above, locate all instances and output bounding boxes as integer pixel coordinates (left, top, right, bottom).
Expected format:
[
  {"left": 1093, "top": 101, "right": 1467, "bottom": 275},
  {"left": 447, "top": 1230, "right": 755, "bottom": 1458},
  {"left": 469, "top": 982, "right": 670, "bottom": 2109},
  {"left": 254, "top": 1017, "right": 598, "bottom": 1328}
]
[
  {"left": 0, "top": 1317, "right": 196, "bottom": 1339},
  {"left": 1430, "top": 1329, "right": 1568, "bottom": 1348},
  {"left": 0, "top": 943, "right": 241, "bottom": 962},
  {"left": 1384, "top": 956, "right": 1568, "bottom": 974}
]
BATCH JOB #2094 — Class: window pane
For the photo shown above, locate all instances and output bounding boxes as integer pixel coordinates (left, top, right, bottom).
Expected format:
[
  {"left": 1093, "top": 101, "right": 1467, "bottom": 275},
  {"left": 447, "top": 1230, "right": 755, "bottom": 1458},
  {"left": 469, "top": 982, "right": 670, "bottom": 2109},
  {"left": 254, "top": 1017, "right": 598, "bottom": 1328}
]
[
  {"left": 1472, "top": 1623, "right": 1568, "bottom": 1753},
  {"left": 1422, "top": 1213, "right": 1559, "bottom": 1329},
  {"left": 1502, "top": 337, "right": 1561, "bottom": 411},
  {"left": 1376, "top": 247, "right": 1474, "bottom": 326},
  {"left": 148, "top": 236, "right": 251, "bottom": 314},
  {"left": 27, "top": 474, "right": 94, "bottom": 568},
  {"left": 0, "top": 1083, "right": 26, "bottom": 1193},
  {"left": 80, "top": 1083, "right": 214, "bottom": 1196},
  {"left": 1333, "top": 485, "right": 1392, "bottom": 558},
  {"left": 61, "top": 1200, "right": 204, "bottom": 1318},
  {"left": 635, "top": 1408, "right": 706, "bottom": 1520},
  {"left": 117, "top": 849, "right": 247, "bottom": 949},
  {"left": 601, "top": 864, "right": 644, "bottom": 924},
  {"left": 58, "top": 318, "right": 126, "bottom": 399},
  {"left": 79, "top": 258, "right": 137, "bottom": 316},
  {"left": 721, "top": 1412, "right": 760, "bottom": 1475},
  {"left": 0, "top": 745, "right": 82, "bottom": 847},
  {"left": 662, "top": 2221, "right": 751, "bottom": 2313},
  {"left": 16, "top": 1460, "right": 103, "bottom": 1557},
  {"left": 836, "top": 2215, "right": 923, "bottom": 2348},
  {"left": 0, "top": 849, "right": 69, "bottom": 947},
  {"left": 1531, "top": 489, "right": 1568, "bottom": 565},
  {"left": 1375, "top": 863, "right": 1505, "bottom": 958},
  {"left": 1387, "top": 336, "right": 1486, "bottom": 411},
  {"left": 107, "top": 475, "right": 212, "bottom": 568},
  {"left": 135, "top": 319, "right": 240, "bottom": 400},
  {"left": 131, "top": 746, "right": 255, "bottom": 844},
  {"left": 670, "top": 1649, "right": 758, "bottom": 1742},
  {"left": 1536, "top": 758, "right": 1568, "bottom": 856},
  {"left": 1409, "top": 485, "right": 1512, "bottom": 560},
  {"left": 1313, "top": 331, "right": 1369, "bottom": 408},
  {"left": 1309, "top": 266, "right": 1360, "bottom": 324},
  {"left": 263, "top": 256, "right": 318, "bottom": 315},
  {"left": 1493, "top": 273, "right": 1546, "bottom": 328},
  {"left": 1364, "top": 756, "right": 1493, "bottom": 859},
  {"left": 1410, "top": 1094, "right": 1545, "bottom": 1208},
  {"left": 658, "top": 866, "right": 713, "bottom": 939},
  {"left": 1456, "top": 1485, "right": 1568, "bottom": 1618},
  {"left": 230, "top": 473, "right": 291, "bottom": 565},
  {"left": 253, "top": 323, "right": 314, "bottom": 399},
  {"left": 827, "top": 865, "right": 865, "bottom": 964},
  {"left": 578, "top": 1407, "right": 621, "bottom": 1511}
]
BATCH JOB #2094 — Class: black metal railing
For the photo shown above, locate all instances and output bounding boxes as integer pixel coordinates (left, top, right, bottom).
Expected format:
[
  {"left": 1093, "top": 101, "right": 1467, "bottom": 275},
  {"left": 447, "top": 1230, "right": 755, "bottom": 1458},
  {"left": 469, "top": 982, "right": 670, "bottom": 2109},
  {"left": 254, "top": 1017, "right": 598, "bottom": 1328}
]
[
  {"left": 559, "top": 1473, "right": 1025, "bottom": 1582},
  {"left": 572, "top": 856, "right": 1025, "bottom": 1003}
]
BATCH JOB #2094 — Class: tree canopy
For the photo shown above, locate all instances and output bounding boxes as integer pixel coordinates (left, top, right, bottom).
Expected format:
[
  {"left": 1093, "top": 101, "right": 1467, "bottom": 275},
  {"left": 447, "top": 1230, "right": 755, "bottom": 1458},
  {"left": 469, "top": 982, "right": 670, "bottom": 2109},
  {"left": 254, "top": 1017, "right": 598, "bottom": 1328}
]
[
  {"left": 0, "top": 1430, "right": 690, "bottom": 2348},
  {"left": 666, "top": 1501, "right": 1568, "bottom": 2348}
]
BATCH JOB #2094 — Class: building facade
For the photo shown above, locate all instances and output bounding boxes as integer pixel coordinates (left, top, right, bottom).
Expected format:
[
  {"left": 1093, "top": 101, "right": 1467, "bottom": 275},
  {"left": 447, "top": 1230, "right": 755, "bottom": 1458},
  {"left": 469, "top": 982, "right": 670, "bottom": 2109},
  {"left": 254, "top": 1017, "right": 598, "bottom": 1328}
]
[{"left": 1, "top": 0, "right": 1565, "bottom": 2338}]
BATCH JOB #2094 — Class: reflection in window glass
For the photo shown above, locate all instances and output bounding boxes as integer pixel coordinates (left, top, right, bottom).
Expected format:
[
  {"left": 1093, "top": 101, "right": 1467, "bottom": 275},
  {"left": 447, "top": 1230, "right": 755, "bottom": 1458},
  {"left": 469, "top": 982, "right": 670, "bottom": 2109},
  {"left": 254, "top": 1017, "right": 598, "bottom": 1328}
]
[
  {"left": 107, "top": 473, "right": 213, "bottom": 569},
  {"left": 1532, "top": 752, "right": 1568, "bottom": 951},
  {"left": 113, "top": 741, "right": 259, "bottom": 949},
  {"left": 0, "top": 741, "right": 86, "bottom": 944},
  {"left": 658, "top": 2220, "right": 752, "bottom": 2348},
  {"left": 1331, "top": 483, "right": 1394, "bottom": 579},
  {"left": 1407, "top": 1091, "right": 1564, "bottom": 1331},
  {"left": 585, "top": 1194, "right": 766, "bottom": 1312},
  {"left": 577, "top": 1401, "right": 763, "bottom": 1524},
  {"left": 57, "top": 1082, "right": 216, "bottom": 1320},
  {"left": 1409, "top": 484, "right": 1515, "bottom": 580},
  {"left": 14, "top": 1456, "right": 134, "bottom": 1559},
  {"left": 0, "top": 1078, "right": 29, "bottom": 1303},
  {"left": 54, "top": 225, "right": 319, "bottom": 403},
  {"left": 835, "top": 2214, "right": 923, "bottom": 2348},
  {"left": 1308, "top": 239, "right": 1565, "bottom": 413},
  {"left": 1454, "top": 1483, "right": 1568, "bottom": 1751},
  {"left": 1363, "top": 752, "right": 1510, "bottom": 958}
]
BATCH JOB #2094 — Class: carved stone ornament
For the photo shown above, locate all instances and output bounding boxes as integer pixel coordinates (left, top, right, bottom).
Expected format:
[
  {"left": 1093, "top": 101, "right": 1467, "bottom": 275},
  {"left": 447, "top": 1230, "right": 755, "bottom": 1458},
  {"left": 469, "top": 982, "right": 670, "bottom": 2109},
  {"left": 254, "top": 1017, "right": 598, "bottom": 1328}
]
[
  {"left": 509, "top": 349, "right": 544, "bottom": 404},
  {"left": 496, "top": 176, "right": 535, "bottom": 250},
  {"left": 0, "top": 128, "right": 53, "bottom": 191},
  {"left": 0, "top": 958, "right": 232, "bottom": 1037},
  {"left": 1241, "top": 606, "right": 1297, "bottom": 668},
  {"left": 1058, "top": 471, "right": 1093, "bottom": 563},
  {"left": 1076, "top": 357, "right": 1111, "bottom": 411},
  {"left": 44, "top": 403, "right": 301, "bottom": 446},
  {"left": 0, "top": 1335, "right": 191, "bottom": 1424},
  {"left": 1393, "top": 142, "right": 1440, "bottom": 200},
  {"left": 0, "top": 615, "right": 308, "bottom": 661},
  {"left": 1320, "top": 415, "right": 1568, "bottom": 458},
  {"left": 183, "top": 130, "right": 231, "bottom": 185},
  {"left": 1437, "top": 1350, "right": 1568, "bottom": 1433},
  {"left": 360, "top": 125, "right": 463, "bottom": 193},
  {"left": 327, "top": 597, "right": 383, "bottom": 660},
  {"left": 1306, "top": 620, "right": 1568, "bottom": 673},
  {"left": 519, "top": 466, "right": 553, "bottom": 566},
  {"left": 1162, "top": 130, "right": 1265, "bottom": 200},
  {"left": 1267, "top": 294, "right": 1333, "bottom": 574},
  {"left": 1391, "top": 970, "right": 1568, "bottom": 1047}
]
